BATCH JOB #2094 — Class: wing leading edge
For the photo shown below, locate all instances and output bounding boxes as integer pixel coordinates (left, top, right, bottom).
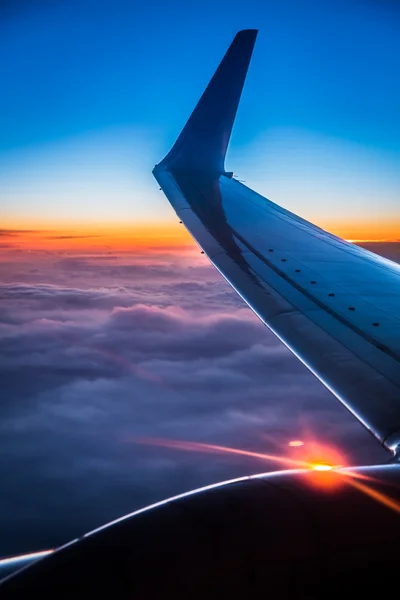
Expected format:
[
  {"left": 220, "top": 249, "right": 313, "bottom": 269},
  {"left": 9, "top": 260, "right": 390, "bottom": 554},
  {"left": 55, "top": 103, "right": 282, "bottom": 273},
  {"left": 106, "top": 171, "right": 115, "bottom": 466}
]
[{"left": 153, "top": 30, "right": 400, "bottom": 454}]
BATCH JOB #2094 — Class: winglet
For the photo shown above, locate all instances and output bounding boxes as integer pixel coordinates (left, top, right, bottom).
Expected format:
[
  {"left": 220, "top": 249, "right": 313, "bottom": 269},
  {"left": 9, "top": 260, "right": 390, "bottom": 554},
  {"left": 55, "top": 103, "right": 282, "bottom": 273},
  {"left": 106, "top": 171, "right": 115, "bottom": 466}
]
[{"left": 158, "top": 29, "right": 258, "bottom": 175}]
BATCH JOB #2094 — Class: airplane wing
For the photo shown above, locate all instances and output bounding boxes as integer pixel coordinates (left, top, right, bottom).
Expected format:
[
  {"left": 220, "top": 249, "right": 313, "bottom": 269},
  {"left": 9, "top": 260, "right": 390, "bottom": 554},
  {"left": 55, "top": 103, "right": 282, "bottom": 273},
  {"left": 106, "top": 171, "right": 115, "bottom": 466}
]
[{"left": 153, "top": 30, "right": 400, "bottom": 454}]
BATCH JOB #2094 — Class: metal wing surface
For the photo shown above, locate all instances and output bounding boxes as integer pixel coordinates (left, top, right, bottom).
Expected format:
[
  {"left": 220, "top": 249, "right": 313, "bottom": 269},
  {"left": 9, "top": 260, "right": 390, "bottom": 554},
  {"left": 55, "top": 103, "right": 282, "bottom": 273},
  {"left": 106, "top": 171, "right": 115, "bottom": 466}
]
[{"left": 153, "top": 30, "right": 400, "bottom": 453}]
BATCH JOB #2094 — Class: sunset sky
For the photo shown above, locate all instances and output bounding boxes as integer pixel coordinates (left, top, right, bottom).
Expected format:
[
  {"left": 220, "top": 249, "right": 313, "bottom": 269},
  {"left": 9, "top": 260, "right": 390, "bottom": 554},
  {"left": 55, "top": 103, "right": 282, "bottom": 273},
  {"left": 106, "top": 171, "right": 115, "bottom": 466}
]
[
  {"left": 1, "top": 0, "right": 400, "bottom": 240},
  {"left": 0, "top": 0, "right": 399, "bottom": 560}
]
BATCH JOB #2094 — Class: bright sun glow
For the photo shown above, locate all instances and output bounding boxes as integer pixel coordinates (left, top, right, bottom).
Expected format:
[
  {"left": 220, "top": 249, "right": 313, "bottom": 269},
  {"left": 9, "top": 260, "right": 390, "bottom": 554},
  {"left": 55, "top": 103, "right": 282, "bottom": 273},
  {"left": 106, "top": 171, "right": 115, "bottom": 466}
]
[
  {"left": 288, "top": 440, "right": 304, "bottom": 447},
  {"left": 311, "top": 463, "right": 333, "bottom": 471}
]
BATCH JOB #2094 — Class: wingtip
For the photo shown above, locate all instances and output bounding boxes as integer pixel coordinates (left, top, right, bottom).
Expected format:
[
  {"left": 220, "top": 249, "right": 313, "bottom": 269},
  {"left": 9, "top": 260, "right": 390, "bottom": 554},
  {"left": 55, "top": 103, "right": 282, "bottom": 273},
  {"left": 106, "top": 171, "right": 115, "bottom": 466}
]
[
  {"left": 235, "top": 29, "right": 258, "bottom": 40},
  {"left": 158, "top": 29, "right": 258, "bottom": 174},
  {"left": 237, "top": 29, "right": 258, "bottom": 35}
]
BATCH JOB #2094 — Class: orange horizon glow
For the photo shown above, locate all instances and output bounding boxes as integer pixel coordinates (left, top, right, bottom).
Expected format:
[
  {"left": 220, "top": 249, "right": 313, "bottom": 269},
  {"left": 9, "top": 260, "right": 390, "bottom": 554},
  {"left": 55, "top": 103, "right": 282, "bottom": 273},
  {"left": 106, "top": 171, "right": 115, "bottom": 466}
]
[
  {"left": 0, "top": 223, "right": 196, "bottom": 253},
  {"left": 0, "top": 217, "right": 399, "bottom": 252},
  {"left": 318, "top": 219, "right": 400, "bottom": 243}
]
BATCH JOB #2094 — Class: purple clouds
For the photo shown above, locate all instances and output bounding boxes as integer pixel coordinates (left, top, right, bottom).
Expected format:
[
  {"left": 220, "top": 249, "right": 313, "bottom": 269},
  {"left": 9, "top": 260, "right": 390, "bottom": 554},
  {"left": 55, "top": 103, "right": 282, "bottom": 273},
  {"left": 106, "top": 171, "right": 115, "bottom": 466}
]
[{"left": 0, "top": 242, "right": 394, "bottom": 556}]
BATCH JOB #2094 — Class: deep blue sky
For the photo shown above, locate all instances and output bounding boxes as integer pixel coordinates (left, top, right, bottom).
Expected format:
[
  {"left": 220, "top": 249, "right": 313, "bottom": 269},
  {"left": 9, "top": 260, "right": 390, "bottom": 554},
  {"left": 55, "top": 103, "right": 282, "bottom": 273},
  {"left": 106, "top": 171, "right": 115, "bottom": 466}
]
[{"left": 1, "top": 0, "right": 399, "bottom": 235}]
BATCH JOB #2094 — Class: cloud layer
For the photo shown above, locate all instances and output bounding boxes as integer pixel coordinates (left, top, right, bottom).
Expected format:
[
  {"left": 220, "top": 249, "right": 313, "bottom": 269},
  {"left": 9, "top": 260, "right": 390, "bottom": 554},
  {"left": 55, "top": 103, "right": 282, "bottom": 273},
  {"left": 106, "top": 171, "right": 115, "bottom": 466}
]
[{"left": 0, "top": 242, "right": 393, "bottom": 556}]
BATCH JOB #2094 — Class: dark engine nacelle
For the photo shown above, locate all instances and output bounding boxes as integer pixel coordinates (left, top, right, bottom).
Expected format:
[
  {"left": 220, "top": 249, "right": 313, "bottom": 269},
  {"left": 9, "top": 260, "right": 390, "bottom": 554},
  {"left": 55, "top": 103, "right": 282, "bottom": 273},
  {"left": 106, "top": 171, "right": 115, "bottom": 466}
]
[{"left": 1, "top": 465, "right": 400, "bottom": 598}]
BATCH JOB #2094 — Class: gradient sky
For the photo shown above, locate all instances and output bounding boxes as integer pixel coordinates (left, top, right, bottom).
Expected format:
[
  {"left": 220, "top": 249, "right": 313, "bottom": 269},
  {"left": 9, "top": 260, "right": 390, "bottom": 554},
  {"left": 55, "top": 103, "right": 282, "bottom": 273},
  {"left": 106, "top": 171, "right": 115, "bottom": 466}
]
[
  {"left": 1, "top": 0, "right": 399, "bottom": 563},
  {"left": 1, "top": 0, "right": 399, "bottom": 238}
]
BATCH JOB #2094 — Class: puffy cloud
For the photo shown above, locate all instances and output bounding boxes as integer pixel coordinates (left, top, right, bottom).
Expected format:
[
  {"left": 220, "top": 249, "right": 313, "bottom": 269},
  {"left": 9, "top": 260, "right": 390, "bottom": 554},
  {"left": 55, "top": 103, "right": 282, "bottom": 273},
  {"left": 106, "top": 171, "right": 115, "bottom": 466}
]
[{"left": 0, "top": 244, "right": 394, "bottom": 556}]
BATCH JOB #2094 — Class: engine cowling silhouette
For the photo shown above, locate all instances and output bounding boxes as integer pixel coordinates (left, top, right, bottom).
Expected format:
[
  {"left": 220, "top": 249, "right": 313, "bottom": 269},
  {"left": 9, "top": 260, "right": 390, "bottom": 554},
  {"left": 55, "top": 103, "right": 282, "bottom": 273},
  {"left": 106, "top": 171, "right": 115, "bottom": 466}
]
[{"left": 2, "top": 464, "right": 400, "bottom": 599}]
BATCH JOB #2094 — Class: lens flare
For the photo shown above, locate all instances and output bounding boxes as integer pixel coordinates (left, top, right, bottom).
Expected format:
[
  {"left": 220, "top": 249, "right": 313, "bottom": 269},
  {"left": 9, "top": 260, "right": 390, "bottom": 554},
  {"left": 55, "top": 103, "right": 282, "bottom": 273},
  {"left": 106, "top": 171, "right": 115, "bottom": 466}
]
[
  {"left": 131, "top": 436, "right": 351, "bottom": 495},
  {"left": 341, "top": 468, "right": 400, "bottom": 489},
  {"left": 343, "top": 471, "right": 400, "bottom": 515},
  {"left": 288, "top": 440, "right": 304, "bottom": 447},
  {"left": 311, "top": 464, "right": 333, "bottom": 471},
  {"left": 133, "top": 437, "right": 312, "bottom": 469},
  {"left": 293, "top": 439, "right": 346, "bottom": 471}
]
